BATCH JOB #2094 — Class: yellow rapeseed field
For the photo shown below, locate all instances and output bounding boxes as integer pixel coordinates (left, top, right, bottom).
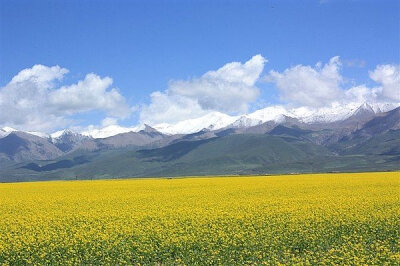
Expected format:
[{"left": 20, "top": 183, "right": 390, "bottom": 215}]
[{"left": 0, "top": 172, "right": 399, "bottom": 265}]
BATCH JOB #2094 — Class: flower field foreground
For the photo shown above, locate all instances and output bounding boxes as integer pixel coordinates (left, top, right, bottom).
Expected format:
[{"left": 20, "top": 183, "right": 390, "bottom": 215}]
[{"left": 0, "top": 172, "right": 399, "bottom": 265}]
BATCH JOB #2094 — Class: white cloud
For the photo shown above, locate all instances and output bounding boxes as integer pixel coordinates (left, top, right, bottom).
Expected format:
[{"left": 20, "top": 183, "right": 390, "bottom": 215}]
[
  {"left": 265, "top": 57, "right": 400, "bottom": 108},
  {"left": 369, "top": 64, "right": 400, "bottom": 101},
  {"left": 140, "top": 55, "right": 267, "bottom": 124},
  {"left": 49, "top": 73, "right": 131, "bottom": 118},
  {"left": 0, "top": 65, "right": 131, "bottom": 132},
  {"left": 101, "top": 117, "right": 119, "bottom": 127},
  {"left": 1, "top": 58, "right": 398, "bottom": 135},
  {"left": 344, "top": 85, "right": 380, "bottom": 103},
  {"left": 9, "top": 64, "right": 69, "bottom": 88},
  {"left": 140, "top": 92, "right": 208, "bottom": 125},
  {"left": 265, "top": 56, "right": 343, "bottom": 107}
]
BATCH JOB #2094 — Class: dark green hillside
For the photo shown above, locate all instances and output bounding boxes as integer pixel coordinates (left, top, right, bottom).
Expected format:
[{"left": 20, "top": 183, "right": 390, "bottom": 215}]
[
  {"left": 4, "top": 134, "right": 332, "bottom": 180},
  {"left": 343, "top": 130, "right": 400, "bottom": 156}
]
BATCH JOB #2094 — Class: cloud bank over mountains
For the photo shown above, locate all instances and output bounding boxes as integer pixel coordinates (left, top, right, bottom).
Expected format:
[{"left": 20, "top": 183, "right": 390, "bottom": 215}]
[
  {"left": 266, "top": 56, "right": 400, "bottom": 107},
  {"left": 0, "top": 65, "right": 131, "bottom": 131},
  {"left": 0, "top": 55, "right": 399, "bottom": 134},
  {"left": 266, "top": 56, "right": 344, "bottom": 107},
  {"left": 369, "top": 64, "right": 400, "bottom": 101},
  {"left": 140, "top": 55, "right": 266, "bottom": 124}
]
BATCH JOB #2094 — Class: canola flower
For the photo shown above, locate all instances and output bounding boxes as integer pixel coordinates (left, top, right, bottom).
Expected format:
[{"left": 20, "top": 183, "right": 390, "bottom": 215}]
[{"left": 0, "top": 172, "right": 399, "bottom": 265}]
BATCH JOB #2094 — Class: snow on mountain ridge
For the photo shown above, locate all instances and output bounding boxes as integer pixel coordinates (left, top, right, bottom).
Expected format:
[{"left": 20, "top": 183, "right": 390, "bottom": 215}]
[
  {"left": 2, "top": 102, "right": 399, "bottom": 139},
  {"left": 153, "top": 112, "right": 238, "bottom": 135},
  {"left": 227, "top": 102, "right": 399, "bottom": 127},
  {"left": 27, "top": 131, "right": 49, "bottom": 138},
  {"left": 229, "top": 116, "right": 262, "bottom": 128},
  {"left": 298, "top": 102, "right": 399, "bottom": 123},
  {"left": 0, "top": 127, "right": 17, "bottom": 138},
  {"left": 247, "top": 106, "right": 289, "bottom": 122},
  {"left": 294, "top": 102, "right": 362, "bottom": 123},
  {"left": 0, "top": 127, "right": 49, "bottom": 138},
  {"left": 49, "top": 129, "right": 90, "bottom": 144},
  {"left": 50, "top": 129, "right": 75, "bottom": 139},
  {"left": 81, "top": 124, "right": 145, "bottom": 139}
]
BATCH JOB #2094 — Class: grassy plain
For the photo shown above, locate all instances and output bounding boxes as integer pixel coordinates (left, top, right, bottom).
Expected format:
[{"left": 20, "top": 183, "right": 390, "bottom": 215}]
[{"left": 0, "top": 172, "right": 399, "bottom": 264}]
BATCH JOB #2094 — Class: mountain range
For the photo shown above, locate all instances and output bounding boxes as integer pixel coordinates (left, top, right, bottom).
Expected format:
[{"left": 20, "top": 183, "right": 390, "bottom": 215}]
[{"left": 0, "top": 102, "right": 399, "bottom": 182}]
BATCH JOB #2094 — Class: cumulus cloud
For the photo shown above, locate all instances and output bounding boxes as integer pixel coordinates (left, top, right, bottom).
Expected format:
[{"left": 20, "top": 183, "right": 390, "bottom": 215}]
[
  {"left": 101, "top": 117, "right": 119, "bottom": 127},
  {"left": 140, "top": 55, "right": 267, "bottom": 124},
  {"left": 0, "top": 65, "right": 131, "bottom": 132},
  {"left": 369, "top": 64, "right": 400, "bottom": 101},
  {"left": 265, "top": 56, "right": 343, "bottom": 107},
  {"left": 2, "top": 58, "right": 398, "bottom": 133},
  {"left": 49, "top": 73, "right": 131, "bottom": 118},
  {"left": 140, "top": 92, "right": 208, "bottom": 124},
  {"left": 344, "top": 85, "right": 380, "bottom": 103},
  {"left": 265, "top": 57, "right": 400, "bottom": 108},
  {"left": 9, "top": 64, "right": 69, "bottom": 88}
]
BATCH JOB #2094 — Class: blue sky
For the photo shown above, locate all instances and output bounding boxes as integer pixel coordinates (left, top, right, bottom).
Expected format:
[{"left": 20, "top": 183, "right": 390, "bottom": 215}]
[{"left": 0, "top": 0, "right": 399, "bottom": 132}]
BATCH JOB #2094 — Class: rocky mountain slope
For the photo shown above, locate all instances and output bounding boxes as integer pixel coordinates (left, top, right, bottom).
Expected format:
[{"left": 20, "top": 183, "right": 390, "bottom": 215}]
[{"left": 0, "top": 132, "right": 63, "bottom": 162}]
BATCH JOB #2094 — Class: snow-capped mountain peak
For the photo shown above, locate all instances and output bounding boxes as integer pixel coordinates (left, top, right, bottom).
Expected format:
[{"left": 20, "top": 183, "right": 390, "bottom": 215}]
[
  {"left": 229, "top": 116, "right": 262, "bottom": 128},
  {"left": 0, "top": 127, "right": 49, "bottom": 138},
  {"left": 50, "top": 129, "right": 89, "bottom": 146},
  {"left": 141, "top": 124, "right": 162, "bottom": 134},
  {"left": 53, "top": 102, "right": 400, "bottom": 137},
  {"left": 246, "top": 105, "right": 289, "bottom": 122},
  {"left": 2, "top": 126, "right": 17, "bottom": 132},
  {"left": 2, "top": 102, "right": 399, "bottom": 139},
  {"left": 27, "top": 131, "right": 49, "bottom": 138},
  {"left": 289, "top": 102, "right": 372, "bottom": 123},
  {"left": 353, "top": 102, "right": 375, "bottom": 116},
  {"left": 228, "top": 106, "right": 289, "bottom": 128},
  {"left": 50, "top": 129, "right": 75, "bottom": 139},
  {"left": 81, "top": 124, "right": 144, "bottom": 139},
  {"left": 153, "top": 112, "right": 239, "bottom": 135},
  {"left": 0, "top": 127, "right": 18, "bottom": 138}
]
